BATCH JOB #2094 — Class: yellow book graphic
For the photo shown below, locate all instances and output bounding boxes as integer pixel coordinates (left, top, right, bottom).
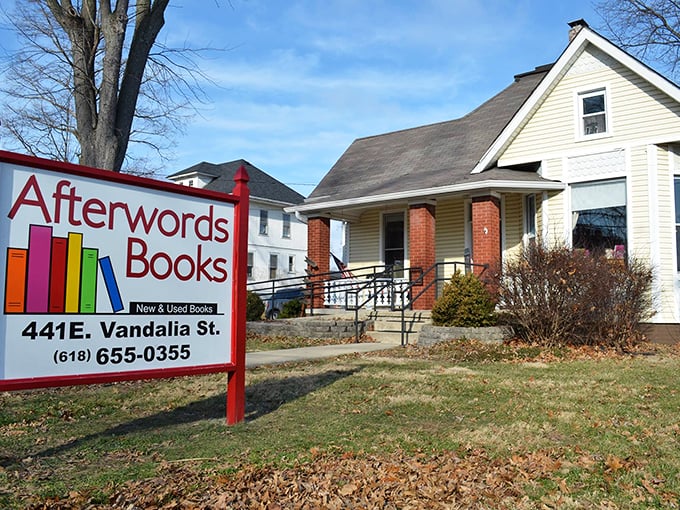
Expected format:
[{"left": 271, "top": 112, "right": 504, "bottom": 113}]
[{"left": 65, "top": 232, "right": 83, "bottom": 313}]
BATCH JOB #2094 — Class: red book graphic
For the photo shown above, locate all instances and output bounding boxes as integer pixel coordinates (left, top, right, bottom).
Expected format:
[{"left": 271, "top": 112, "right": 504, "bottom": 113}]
[
  {"left": 5, "top": 248, "right": 28, "bottom": 313},
  {"left": 49, "top": 237, "right": 68, "bottom": 313},
  {"left": 26, "top": 225, "right": 52, "bottom": 313}
]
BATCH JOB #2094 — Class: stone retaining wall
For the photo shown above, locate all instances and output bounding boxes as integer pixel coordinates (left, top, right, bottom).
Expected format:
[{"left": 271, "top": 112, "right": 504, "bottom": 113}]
[
  {"left": 417, "top": 324, "right": 514, "bottom": 346},
  {"left": 247, "top": 318, "right": 366, "bottom": 339}
]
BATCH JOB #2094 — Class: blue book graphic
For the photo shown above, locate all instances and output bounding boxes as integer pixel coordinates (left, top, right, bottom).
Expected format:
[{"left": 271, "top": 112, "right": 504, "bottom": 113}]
[{"left": 99, "top": 256, "right": 124, "bottom": 313}]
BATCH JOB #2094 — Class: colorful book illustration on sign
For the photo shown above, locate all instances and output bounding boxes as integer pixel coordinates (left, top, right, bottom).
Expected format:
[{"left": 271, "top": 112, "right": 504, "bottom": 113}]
[
  {"left": 3, "top": 226, "right": 123, "bottom": 314},
  {"left": 25, "top": 225, "right": 52, "bottom": 313},
  {"left": 99, "top": 256, "right": 124, "bottom": 313},
  {"left": 49, "top": 237, "right": 68, "bottom": 313},
  {"left": 65, "top": 232, "right": 83, "bottom": 313},
  {"left": 4, "top": 248, "right": 28, "bottom": 313}
]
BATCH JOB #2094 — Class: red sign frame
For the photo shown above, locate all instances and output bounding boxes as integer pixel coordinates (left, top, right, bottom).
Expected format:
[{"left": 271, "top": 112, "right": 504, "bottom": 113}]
[{"left": 0, "top": 150, "right": 249, "bottom": 424}]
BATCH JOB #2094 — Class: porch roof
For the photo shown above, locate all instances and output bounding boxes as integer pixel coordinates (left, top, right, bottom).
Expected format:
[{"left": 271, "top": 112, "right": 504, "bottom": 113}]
[{"left": 293, "top": 64, "right": 558, "bottom": 218}]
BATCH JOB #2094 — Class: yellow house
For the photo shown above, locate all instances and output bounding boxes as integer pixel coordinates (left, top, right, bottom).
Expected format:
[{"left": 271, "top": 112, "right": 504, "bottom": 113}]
[{"left": 291, "top": 20, "right": 680, "bottom": 338}]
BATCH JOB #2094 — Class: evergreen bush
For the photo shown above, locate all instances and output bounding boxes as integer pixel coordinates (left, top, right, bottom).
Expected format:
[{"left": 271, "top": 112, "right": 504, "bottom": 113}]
[
  {"left": 246, "top": 291, "right": 265, "bottom": 321},
  {"left": 431, "top": 271, "right": 497, "bottom": 327}
]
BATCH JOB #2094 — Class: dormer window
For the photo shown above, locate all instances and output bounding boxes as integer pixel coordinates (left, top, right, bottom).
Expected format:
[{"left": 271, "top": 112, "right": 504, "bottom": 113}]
[{"left": 579, "top": 88, "right": 608, "bottom": 137}]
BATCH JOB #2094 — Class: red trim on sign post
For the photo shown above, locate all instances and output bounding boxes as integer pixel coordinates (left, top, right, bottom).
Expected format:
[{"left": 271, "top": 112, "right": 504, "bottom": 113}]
[{"left": 227, "top": 165, "right": 249, "bottom": 425}]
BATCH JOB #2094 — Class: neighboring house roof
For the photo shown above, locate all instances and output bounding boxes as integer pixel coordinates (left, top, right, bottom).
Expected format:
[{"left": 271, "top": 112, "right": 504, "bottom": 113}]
[{"left": 168, "top": 160, "right": 305, "bottom": 205}]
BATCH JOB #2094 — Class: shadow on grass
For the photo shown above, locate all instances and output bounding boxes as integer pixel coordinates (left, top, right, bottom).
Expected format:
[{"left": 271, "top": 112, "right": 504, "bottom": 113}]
[{"left": 18, "top": 367, "right": 360, "bottom": 464}]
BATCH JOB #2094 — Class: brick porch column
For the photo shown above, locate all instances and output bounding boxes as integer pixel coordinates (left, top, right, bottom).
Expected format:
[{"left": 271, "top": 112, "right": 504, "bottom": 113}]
[
  {"left": 471, "top": 195, "right": 501, "bottom": 275},
  {"left": 307, "top": 216, "right": 330, "bottom": 309},
  {"left": 408, "top": 202, "right": 436, "bottom": 310}
]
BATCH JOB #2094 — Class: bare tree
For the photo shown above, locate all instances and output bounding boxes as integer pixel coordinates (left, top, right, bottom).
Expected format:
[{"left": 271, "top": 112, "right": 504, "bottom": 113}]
[
  {"left": 596, "top": 0, "right": 680, "bottom": 81},
  {"left": 0, "top": 0, "right": 208, "bottom": 173}
]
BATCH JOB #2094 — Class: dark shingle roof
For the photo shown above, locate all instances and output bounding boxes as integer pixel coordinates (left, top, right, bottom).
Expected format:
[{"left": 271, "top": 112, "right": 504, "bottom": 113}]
[
  {"left": 307, "top": 65, "right": 552, "bottom": 203},
  {"left": 168, "top": 160, "right": 305, "bottom": 205}
]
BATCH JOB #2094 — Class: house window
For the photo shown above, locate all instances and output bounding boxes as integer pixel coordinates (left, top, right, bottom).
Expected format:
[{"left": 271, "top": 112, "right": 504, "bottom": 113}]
[
  {"left": 675, "top": 177, "right": 680, "bottom": 270},
  {"left": 383, "top": 212, "right": 404, "bottom": 277},
  {"left": 571, "top": 179, "right": 626, "bottom": 257},
  {"left": 579, "top": 88, "right": 607, "bottom": 136},
  {"left": 259, "top": 210, "right": 268, "bottom": 235},
  {"left": 524, "top": 194, "right": 536, "bottom": 242},
  {"left": 282, "top": 213, "right": 291, "bottom": 238},
  {"left": 188, "top": 179, "right": 194, "bottom": 187},
  {"left": 269, "top": 254, "right": 278, "bottom": 280},
  {"left": 288, "top": 255, "right": 295, "bottom": 273},
  {"left": 247, "top": 252, "right": 253, "bottom": 279}
]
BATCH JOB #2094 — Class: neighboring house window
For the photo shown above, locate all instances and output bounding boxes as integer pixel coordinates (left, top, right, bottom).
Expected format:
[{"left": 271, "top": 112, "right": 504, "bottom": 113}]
[
  {"left": 269, "top": 254, "right": 278, "bottom": 280},
  {"left": 524, "top": 194, "right": 536, "bottom": 243},
  {"left": 571, "top": 179, "right": 626, "bottom": 257},
  {"left": 259, "top": 210, "right": 268, "bottom": 235},
  {"left": 188, "top": 179, "right": 194, "bottom": 187},
  {"left": 247, "top": 252, "right": 253, "bottom": 279},
  {"left": 675, "top": 177, "right": 680, "bottom": 270},
  {"left": 288, "top": 255, "right": 295, "bottom": 273},
  {"left": 282, "top": 213, "right": 291, "bottom": 238},
  {"left": 383, "top": 212, "right": 405, "bottom": 276},
  {"left": 579, "top": 88, "right": 607, "bottom": 136}
]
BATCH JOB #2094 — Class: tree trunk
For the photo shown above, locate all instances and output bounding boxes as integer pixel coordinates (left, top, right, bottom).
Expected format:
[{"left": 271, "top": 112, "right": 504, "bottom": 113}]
[{"left": 44, "top": 0, "right": 169, "bottom": 172}]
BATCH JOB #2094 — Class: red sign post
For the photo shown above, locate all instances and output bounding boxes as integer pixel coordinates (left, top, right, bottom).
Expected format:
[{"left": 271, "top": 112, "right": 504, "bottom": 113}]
[{"left": 0, "top": 150, "right": 249, "bottom": 424}]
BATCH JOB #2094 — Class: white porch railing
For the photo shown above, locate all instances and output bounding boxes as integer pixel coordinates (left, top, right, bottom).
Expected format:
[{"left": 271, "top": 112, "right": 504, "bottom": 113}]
[{"left": 323, "top": 278, "right": 410, "bottom": 309}]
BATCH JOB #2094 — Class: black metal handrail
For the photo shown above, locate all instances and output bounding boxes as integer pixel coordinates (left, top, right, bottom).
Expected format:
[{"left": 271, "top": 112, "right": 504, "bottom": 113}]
[{"left": 392, "top": 261, "right": 489, "bottom": 346}]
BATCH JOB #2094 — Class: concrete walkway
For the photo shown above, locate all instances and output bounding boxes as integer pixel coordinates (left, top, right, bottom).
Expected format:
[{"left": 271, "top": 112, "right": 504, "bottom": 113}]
[{"left": 245, "top": 342, "right": 395, "bottom": 368}]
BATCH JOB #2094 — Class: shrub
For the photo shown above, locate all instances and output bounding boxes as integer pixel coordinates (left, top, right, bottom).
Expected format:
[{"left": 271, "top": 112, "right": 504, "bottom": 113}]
[
  {"left": 431, "top": 271, "right": 497, "bottom": 327},
  {"left": 498, "top": 242, "right": 654, "bottom": 349},
  {"left": 246, "top": 291, "right": 265, "bottom": 321},
  {"left": 279, "top": 298, "right": 304, "bottom": 319}
]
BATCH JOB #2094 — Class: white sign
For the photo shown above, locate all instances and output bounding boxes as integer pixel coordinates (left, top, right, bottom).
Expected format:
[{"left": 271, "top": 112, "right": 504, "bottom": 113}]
[{"left": 0, "top": 161, "right": 235, "bottom": 382}]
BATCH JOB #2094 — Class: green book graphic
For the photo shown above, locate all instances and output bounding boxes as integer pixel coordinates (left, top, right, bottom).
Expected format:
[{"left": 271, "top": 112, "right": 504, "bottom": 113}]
[{"left": 79, "top": 248, "right": 98, "bottom": 313}]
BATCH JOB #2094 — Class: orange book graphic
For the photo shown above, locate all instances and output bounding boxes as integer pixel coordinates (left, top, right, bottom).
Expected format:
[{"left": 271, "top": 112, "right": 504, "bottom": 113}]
[
  {"left": 65, "top": 232, "right": 83, "bottom": 313},
  {"left": 5, "top": 248, "right": 28, "bottom": 313}
]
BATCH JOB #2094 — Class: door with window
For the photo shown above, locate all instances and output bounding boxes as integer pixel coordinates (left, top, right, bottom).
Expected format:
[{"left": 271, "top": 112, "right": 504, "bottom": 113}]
[{"left": 383, "top": 212, "right": 405, "bottom": 277}]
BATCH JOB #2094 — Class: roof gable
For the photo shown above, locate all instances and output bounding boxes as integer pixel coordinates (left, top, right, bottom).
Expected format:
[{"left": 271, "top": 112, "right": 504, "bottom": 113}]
[
  {"left": 168, "top": 160, "right": 305, "bottom": 205},
  {"left": 472, "top": 22, "right": 680, "bottom": 173},
  {"left": 306, "top": 65, "right": 549, "bottom": 203}
]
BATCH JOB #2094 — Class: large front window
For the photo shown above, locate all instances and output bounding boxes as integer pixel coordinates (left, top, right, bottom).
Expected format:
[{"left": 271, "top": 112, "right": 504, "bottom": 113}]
[{"left": 571, "top": 179, "right": 626, "bottom": 257}]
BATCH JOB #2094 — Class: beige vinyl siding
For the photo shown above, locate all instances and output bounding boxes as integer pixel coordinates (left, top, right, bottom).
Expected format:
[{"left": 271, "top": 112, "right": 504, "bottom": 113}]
[
  {"left": 655, "top": 145, "right": 677, "bottom": 321},
  {"left": 435, "top": 198, "right": 466, "bottom": 280},
  {"left": 503, "top": 194, "right": 523, "bottom": 262},
  {"left": 629, "top": 146, "right": 651, "bottom": 259},
  {"left": 545, "top": 190, "right": 566, "bottom": 246},
  {"left": 348, "top": 210, "right": 381, "bottom": 273},
  {"left": 502, "top": 45, "right": 680, "bottom": 163},
  {"left": 536, "top": 192, "right": 544, "bottom": 238}
]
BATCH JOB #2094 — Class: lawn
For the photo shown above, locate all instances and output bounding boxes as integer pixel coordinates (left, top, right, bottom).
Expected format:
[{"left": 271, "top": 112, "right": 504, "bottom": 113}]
[{"left": 1, "top": 338, "right": 679, "bottom": 508}]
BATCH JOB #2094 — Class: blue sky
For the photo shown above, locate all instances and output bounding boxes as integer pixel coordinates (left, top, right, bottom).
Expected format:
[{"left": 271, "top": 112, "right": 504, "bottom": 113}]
[
  {"left": 162, "top": 0, "right": 602, "bottom": 195},
  {"left": 1, "top": 1, "right": 603, "bottom": 195}
]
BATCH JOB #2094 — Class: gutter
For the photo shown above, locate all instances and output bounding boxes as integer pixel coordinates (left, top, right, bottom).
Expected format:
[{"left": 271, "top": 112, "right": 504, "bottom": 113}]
[{"left": 288, "top": 178, "right": 566, "bottom": 215}]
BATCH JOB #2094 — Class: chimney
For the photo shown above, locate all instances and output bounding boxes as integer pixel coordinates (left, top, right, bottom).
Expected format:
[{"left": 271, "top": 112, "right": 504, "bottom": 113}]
[{"left": 568, "top": 19, "right": 589, "bottom": 42}]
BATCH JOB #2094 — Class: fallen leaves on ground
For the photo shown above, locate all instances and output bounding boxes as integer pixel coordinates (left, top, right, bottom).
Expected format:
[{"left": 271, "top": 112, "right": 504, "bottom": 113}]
[{"left": 23, "top": 448, "right": 678, "bottom": 509}]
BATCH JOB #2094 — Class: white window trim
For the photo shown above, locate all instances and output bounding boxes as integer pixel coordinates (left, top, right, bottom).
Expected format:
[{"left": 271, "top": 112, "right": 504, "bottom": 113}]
[
  {"left": 282, "top": 213, "right": 291, "bottom": 238},
  {"left": 575, "top": 85, "right": 612, "bottom": 141},
  {"left": 523, "top": 194, "right": 537, "bottom": 245},
  {"left": 259, "top": 209, "right": 269, "bottom": 236}
]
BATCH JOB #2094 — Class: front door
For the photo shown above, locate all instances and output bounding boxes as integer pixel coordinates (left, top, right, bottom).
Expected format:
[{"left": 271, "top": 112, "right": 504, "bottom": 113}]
[{"left": 383, "top": 212, "right": 404, "bottom": 277}]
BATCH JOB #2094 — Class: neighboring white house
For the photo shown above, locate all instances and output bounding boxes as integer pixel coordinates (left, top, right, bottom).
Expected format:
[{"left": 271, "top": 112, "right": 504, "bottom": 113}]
[{"left": 167, "top": 160, "right": 307, "bottom": 283}]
